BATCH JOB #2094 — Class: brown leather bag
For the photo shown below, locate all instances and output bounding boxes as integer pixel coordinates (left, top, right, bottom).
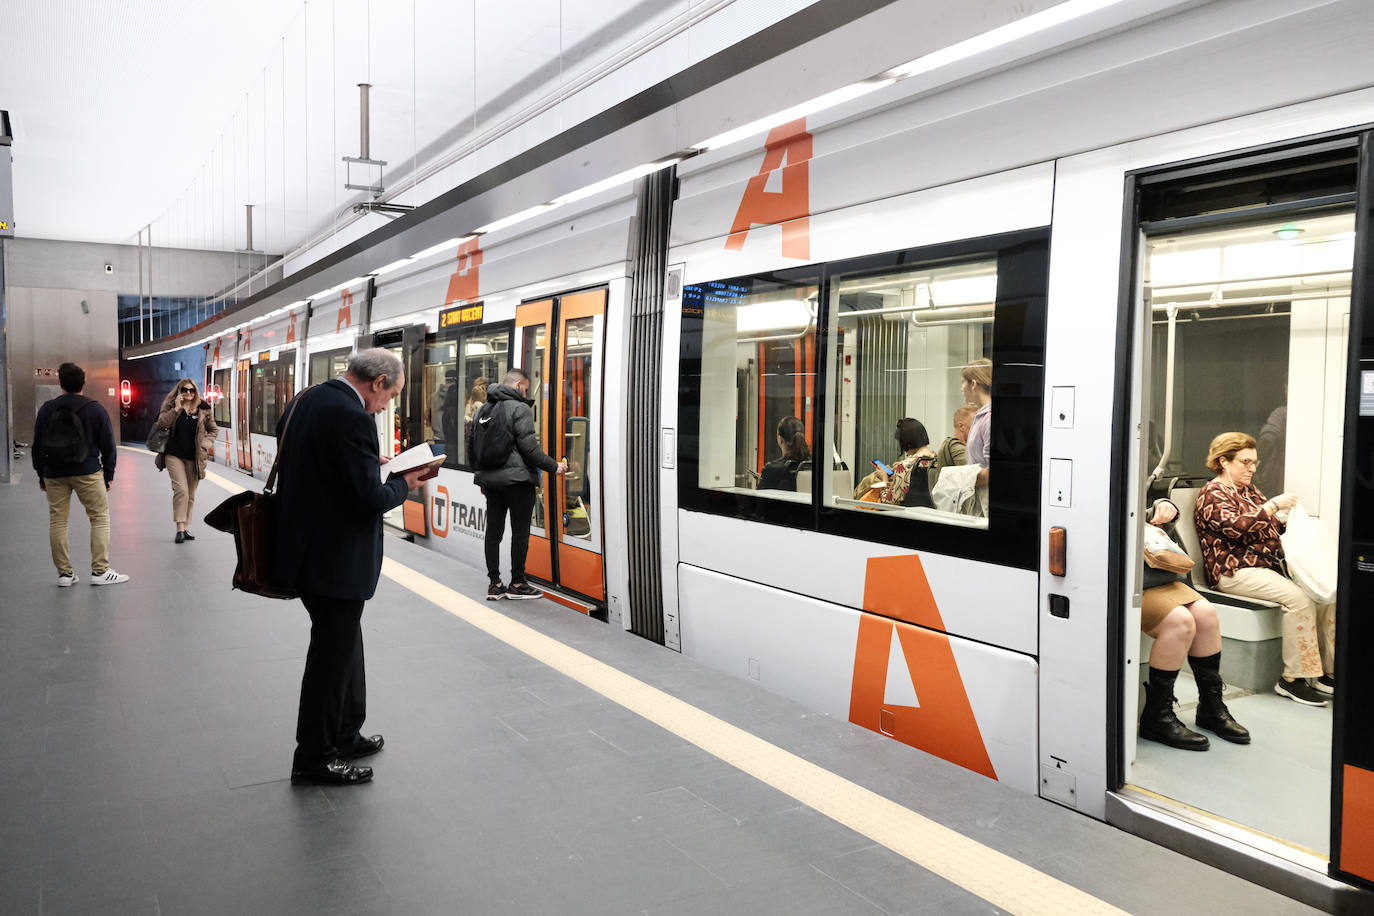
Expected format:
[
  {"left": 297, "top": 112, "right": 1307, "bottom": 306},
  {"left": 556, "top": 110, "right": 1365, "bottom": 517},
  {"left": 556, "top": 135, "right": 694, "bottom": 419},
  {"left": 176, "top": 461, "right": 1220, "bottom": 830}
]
[{"left": 204, "top": 388, "right": 313, "bottom": 599}]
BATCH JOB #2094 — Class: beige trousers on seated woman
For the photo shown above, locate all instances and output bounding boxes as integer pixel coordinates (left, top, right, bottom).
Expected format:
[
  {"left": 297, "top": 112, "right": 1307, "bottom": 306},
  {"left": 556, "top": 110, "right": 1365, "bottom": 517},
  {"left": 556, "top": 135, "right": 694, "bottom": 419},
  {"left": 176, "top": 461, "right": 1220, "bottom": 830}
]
[
  {"left": 1218, "top": 565, "right": 1334, "bottom": 680},
  {"left": 165, "top": 455, "right": 201, "bottom": 525}
]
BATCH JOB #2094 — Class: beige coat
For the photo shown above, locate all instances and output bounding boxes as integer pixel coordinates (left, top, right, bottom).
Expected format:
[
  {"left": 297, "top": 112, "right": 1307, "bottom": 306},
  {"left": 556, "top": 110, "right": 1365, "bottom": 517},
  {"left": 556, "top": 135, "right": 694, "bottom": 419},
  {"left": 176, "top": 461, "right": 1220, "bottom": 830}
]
[{"left": 155, "top": 385, "right": 218, "bottom": 479}]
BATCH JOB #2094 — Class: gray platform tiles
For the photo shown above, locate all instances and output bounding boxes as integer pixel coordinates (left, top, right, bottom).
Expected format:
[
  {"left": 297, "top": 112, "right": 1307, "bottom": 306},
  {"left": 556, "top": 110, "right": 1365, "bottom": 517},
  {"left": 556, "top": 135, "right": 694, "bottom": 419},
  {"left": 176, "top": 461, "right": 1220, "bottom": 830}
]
[{"left": 0, "top": 447, "right": 1322, "bottom": 915}]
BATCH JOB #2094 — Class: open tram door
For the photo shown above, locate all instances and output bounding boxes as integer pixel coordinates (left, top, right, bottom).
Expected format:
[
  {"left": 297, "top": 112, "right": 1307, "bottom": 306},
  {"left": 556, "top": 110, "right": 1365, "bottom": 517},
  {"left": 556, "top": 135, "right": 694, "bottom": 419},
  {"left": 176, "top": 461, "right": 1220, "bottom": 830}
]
[
  {"left": 1111, "top": 131, "right": 1374, "bottom": 906},
  {"left": 515, "top": 289, "right": 608, "bottom": 608},
  {"left": 235, "top": 358, "right": 252, "bottom": 473},
  {"left": 368, "top": 323, "right": 427, "bottom": 535}
]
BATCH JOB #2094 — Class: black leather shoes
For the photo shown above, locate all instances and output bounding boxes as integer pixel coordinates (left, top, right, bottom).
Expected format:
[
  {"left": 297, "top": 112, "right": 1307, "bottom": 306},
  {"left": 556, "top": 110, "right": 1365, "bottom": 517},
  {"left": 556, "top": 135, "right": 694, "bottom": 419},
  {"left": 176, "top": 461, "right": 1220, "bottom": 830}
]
[
  {"left": 174, "top": 531, "right": 185, "bottom": 544},
  {"left": 290, "top": 758, "right": 373, "bottom": 785},
  {"left": 182, "top": 531, "right": 195, "bottom": 541},
  {"left": 341, "top": 734, "right": 385, "bottom": 760}
]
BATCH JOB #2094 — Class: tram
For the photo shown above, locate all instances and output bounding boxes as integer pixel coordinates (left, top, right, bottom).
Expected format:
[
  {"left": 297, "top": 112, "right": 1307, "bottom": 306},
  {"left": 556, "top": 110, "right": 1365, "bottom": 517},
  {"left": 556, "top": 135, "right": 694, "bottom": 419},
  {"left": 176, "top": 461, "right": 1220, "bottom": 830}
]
[{"left": 172, "top": 0, "right": 1374, "bottom": 906}]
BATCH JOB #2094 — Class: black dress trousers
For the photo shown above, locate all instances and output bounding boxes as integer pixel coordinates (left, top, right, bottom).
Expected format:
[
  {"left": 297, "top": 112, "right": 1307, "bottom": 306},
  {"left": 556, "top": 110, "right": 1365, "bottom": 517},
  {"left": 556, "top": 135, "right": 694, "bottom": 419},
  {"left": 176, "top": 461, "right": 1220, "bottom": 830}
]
[{"left": 294, "top": 592, "right": 367, "bottom": 767}]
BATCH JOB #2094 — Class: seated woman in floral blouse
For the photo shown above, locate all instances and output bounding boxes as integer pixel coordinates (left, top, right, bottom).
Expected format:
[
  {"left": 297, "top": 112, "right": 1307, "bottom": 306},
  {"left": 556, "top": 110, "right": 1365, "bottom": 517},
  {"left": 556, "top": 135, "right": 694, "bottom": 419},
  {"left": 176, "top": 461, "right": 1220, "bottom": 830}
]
[
  {"left": 867, "top": 418, "right": 936, "bottom": 508},
  {"left": 1194, "top": 431, "right": 1334, "bottom": 707}
]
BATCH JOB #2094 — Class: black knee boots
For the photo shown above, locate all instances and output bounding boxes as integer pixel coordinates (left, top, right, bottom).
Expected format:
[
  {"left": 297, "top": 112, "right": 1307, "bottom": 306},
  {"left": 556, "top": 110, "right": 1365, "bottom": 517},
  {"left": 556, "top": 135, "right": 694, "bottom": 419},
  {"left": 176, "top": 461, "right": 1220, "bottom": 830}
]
[
  {"left": 1140, "top": 666, "right": 1209, "bottom": 751},
  {"left": 1190, "top": 653, "right": 1251, "bottom": 745}
]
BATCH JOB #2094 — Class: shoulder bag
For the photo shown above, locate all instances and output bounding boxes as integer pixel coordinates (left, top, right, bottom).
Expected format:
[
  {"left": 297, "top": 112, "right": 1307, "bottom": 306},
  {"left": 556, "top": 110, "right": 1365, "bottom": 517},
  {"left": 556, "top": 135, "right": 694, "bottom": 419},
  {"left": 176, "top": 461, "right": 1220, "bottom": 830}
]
[{"left": 204, "top": 387, "right": 314, "bottom": 599}]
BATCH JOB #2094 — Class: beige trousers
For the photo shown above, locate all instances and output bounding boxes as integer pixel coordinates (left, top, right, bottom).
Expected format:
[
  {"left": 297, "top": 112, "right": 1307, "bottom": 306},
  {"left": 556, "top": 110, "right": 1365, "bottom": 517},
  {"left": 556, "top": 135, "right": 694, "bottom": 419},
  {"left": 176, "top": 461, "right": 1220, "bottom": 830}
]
[
  {"left": 165, "top": 455, "right": 200, "bottom": 525},
  {"left": 1218, "top": 565, "right": 1335, "bottom": 680},
  {"left": 46, "top": 471, "right": 111, "bottom": 575}
]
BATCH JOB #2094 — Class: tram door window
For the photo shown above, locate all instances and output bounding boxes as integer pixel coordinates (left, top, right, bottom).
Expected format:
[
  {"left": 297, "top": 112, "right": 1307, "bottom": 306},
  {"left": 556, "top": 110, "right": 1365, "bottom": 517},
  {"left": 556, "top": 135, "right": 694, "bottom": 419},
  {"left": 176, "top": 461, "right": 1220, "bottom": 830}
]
[
  {"left": 308, "top": 347, "right": 350, "bottom": 386},
  {"left": 235, "top": 359, "right": 251, "bottom": 472},
  {"left": 249, "top": 352, "right": 296, "bottom": 436},
  {"left": 370, "top": 325, "right": 425, "bottom": 531},
  {"left": 211, "top": 368, "right": 231, "bottom": 428},
  {"left": 1129, "top": 210, "right": 1353, "bottom": 857},
  {"left": 515, "top": 290, "right": 609, "bottom": 601},
  {"left": 827, "top": 258, "right": 995, "bottom": 525},
  {"left": 424, "top": 323, "right": 510, "bottom": 469}
]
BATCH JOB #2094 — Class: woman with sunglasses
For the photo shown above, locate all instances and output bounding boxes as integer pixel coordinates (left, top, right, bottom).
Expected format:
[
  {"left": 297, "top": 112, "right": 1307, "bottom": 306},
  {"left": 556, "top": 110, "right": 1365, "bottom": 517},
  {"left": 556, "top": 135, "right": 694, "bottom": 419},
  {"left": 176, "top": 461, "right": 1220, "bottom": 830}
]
[
  {"left": 1194, "top": 431, "right": 1334, "bottom": 707},
  {"left": 154, "top": 378, "right": 218, "bottom": 543}
]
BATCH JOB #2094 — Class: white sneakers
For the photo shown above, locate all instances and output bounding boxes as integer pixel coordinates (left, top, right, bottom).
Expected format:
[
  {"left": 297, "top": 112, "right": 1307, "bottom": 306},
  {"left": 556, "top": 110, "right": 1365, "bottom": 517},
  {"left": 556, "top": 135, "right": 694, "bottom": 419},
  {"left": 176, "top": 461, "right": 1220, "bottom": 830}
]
[
  {"left": 89, "top": 569, "right": 130, "bottom": 586},
  {"left": 57, "top": 573, "right": 78, "bottom": 587}
]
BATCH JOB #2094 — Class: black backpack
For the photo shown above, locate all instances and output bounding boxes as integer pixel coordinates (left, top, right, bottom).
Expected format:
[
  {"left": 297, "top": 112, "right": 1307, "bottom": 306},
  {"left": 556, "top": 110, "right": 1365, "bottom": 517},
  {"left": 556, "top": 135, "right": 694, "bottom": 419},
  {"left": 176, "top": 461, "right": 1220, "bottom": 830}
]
[
  {"left": 471, "top": 401, "right": 515, "bottom": 469},
  {"left": 43, "top": 399, "right": 92, "bottom": 466}
]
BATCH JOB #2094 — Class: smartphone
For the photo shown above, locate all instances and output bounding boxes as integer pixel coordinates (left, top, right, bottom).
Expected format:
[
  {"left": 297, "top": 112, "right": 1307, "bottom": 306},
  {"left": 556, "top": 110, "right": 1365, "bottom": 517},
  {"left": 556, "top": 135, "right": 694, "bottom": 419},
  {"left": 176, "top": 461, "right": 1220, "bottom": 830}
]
[{"left": 871, "top": 458, "right": 893, "bottom": 475}]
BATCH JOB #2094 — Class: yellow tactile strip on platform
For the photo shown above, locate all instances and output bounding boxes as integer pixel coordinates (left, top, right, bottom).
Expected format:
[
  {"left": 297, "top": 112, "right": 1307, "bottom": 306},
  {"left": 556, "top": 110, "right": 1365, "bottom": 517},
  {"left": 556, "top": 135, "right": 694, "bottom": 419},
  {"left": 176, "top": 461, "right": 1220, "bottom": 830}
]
[
  {"left": 383, "top": 557, "right": 1128, "bottom": 916},
  {"left": 180, "top": 459, "right": 1119, "bottom": 912}
]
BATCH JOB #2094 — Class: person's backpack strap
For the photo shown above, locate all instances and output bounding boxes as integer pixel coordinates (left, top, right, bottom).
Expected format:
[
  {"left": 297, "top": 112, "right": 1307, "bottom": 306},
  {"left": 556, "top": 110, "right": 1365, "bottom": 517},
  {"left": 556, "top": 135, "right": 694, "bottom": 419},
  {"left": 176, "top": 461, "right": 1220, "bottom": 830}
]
[{"left": 264, "top": 386, "right": 316, "bottom": 494}]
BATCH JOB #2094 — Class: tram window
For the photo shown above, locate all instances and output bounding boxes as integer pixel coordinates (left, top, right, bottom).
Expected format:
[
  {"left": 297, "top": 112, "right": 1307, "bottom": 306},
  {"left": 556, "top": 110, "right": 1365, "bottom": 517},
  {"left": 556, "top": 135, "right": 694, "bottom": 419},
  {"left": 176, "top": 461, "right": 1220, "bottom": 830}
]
[
  {"left": 250, "top": 353, "right": 296, "bottom": 435},
  {"left": 678, "top": 231, "right": 1048, "bottom": 568},
  {"left": 308, "top": 347, "right": 351, "bottom": 385},
  {"left": 425, "top": 322, "right": 511, "bottom": 469},
  {"left": 681, "top": 272, "right": 822, "bottom": 509},
  {"left": 211, "top": 368, "right": 232, "bottom": 427},
  {"left": 827, "top": 258, "right": 996, "bottom": 529}
]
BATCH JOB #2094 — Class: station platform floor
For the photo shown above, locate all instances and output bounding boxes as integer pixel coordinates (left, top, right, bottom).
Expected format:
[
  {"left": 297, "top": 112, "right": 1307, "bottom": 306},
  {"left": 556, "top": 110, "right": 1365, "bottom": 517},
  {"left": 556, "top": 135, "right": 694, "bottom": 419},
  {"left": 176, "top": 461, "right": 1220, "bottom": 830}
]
[{"left": 0, "top": 446, "right": 1332, "bottom": 915}]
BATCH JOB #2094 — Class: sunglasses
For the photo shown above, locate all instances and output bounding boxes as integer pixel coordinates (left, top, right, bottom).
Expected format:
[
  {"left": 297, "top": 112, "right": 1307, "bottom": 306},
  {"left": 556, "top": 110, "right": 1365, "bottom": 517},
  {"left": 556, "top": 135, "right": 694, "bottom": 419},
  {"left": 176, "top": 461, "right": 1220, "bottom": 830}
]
[{"left": 180, "top": 387, "right": 195, "bottom": 393}]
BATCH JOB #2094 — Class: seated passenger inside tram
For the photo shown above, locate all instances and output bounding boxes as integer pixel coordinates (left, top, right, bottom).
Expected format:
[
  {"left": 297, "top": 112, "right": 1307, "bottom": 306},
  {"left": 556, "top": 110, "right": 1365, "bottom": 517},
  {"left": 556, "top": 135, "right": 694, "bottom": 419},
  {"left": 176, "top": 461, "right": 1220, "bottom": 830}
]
[
  {"left": 1138, "top": 498, "right": 1250, "bottom": 751},
  {"left": 854, "top": 418, "right": 936, "bottom": 507},
  {"left": 1194, "top": 432, "right": 1335, "bottom": 708},
  {"left": 927, "top": 404, "right": 973, "bottom": 491},
  {"left": 758, "top": 416, "right": 811, "bottom": 491}
]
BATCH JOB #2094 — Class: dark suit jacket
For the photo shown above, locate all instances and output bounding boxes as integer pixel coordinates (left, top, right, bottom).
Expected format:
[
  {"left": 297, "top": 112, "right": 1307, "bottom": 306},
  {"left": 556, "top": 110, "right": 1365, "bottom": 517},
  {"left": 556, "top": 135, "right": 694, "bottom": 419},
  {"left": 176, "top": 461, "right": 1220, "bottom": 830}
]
[{"left": 272, "top": 379, "right": 409, "bottom": 600}]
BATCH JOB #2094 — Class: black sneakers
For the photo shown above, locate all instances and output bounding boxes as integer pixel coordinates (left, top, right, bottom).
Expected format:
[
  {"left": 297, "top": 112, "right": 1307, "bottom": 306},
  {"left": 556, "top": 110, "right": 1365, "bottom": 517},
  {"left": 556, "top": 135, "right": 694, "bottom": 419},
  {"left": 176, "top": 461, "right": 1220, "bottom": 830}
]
[
  {"left": 505, "top": 581, "right": 543, "bottom": 600},
  {"left": 1315, "top": 675, "right": 1336, "bottom": 696},
  {"left": 486, "top": 582, "right": 507, "bottom": 601},
  {"left": 1275, "top": 677, "right": 1329, "bottom": 707}
]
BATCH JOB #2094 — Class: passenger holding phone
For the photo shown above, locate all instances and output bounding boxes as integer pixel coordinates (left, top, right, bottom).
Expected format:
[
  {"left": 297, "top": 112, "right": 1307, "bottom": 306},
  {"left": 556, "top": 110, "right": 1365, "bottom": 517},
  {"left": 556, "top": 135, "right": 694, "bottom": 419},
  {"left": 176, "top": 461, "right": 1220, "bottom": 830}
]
[{"left": 854, "top": 418, "right": 936, "bottom": 507}]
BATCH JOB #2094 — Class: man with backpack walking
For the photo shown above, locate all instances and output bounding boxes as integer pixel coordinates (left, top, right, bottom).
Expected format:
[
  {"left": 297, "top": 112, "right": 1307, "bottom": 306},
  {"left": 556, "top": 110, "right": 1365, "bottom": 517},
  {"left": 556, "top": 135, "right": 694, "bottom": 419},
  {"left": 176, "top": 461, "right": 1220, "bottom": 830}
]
[
  {"left": 470, "top": 367, "right": 566, "bottom": 601},
  {"left": 32, "top": 362, "right": 129, "bottom": 586}
]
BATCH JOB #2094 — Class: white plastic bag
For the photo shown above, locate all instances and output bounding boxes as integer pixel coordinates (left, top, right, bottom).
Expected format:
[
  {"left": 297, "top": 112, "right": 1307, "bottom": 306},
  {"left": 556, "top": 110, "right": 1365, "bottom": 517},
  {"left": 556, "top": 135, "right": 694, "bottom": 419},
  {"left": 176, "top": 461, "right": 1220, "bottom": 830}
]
[{"left": 1281, "top": 502, "right": 1337, "bottom": 604}]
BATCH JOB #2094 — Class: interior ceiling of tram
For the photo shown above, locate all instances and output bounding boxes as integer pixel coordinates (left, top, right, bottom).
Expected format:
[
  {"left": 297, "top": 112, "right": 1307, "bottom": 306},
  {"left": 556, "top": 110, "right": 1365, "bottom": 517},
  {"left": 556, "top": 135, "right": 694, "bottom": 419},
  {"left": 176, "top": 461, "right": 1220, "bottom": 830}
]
[{"left": 0, "top": 0, "right": 739, "bottom": 248}]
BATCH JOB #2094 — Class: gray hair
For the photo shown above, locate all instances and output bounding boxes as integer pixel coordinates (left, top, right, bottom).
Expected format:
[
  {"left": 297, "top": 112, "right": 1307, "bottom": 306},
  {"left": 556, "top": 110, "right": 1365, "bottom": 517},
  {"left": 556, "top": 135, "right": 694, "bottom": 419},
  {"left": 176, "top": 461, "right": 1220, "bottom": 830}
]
[{"left": 347, "top": 348, "right": 404, "bottom": 388}]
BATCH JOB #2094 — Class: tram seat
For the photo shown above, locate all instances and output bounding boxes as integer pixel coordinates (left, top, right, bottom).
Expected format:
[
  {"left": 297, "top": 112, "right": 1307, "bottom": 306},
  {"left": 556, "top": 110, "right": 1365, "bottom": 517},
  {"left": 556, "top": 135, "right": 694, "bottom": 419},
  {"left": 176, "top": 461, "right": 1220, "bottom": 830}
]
[
  {"left": 794, "top": 468, "right": 853, "bottom": 499},
  {"left": 1167, "top": 485, "right": 1283, "bottom": 691}
]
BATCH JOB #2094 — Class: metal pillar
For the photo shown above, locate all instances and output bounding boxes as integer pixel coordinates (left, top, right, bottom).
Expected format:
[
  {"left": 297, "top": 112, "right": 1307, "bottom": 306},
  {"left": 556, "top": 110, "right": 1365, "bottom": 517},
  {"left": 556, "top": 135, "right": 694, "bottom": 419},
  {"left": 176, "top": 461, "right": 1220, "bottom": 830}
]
[{"left": 0, "top": 236, "right": 10, "bottom": 483}]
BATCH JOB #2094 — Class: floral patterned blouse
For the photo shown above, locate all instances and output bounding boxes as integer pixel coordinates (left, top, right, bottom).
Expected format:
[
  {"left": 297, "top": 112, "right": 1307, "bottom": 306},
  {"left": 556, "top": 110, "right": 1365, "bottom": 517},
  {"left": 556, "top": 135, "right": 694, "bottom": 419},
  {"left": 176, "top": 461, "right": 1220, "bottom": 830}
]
[
  {"left": 1193, "top": 479, "right": 1284, "bottom": 587},
  {"left": 880, "top": 452, "right": 935, "bottom": 506}
]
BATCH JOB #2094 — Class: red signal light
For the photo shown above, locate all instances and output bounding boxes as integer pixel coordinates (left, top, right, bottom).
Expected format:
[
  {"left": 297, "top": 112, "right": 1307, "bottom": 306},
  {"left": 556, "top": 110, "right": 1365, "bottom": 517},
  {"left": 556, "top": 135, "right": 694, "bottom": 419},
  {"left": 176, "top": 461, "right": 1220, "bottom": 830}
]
[{"left": 119, "top": 380, "right": 132, "bottom": 407}]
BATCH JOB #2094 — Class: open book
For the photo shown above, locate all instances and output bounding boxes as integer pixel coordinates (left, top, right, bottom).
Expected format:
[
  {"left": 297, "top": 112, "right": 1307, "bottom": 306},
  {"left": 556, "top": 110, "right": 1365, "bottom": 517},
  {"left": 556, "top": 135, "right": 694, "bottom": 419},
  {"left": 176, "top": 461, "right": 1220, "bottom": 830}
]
[{"left": 382, "top": 443, "right": 446, "bottom": 482}]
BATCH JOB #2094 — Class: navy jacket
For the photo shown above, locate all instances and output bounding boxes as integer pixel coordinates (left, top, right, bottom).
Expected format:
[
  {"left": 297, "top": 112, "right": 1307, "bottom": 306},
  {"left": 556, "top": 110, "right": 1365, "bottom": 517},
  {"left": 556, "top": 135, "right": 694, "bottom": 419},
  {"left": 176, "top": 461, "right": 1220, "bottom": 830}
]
[
  {"left": 472, "top": 384, "right": 558, "bottom": 489},
  {"left": 271, "top": 379, "right": 409, "bottom": 601},
  {"left": 32, "top": 394, "right": 117, "bottom": 483}
]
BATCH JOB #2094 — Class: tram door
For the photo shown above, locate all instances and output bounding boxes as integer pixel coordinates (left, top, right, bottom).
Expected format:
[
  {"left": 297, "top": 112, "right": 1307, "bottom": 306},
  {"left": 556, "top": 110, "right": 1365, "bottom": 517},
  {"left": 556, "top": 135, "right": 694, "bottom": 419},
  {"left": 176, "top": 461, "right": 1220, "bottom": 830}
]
[
  {"left": 235, "top": 358, "right": 252, "bottom": 473},
  {"left": 369, "top": 324, "right": 426, "bottom": 532},
  {"left": 515, "top": 289, "right": 608, "bottom": 602}
]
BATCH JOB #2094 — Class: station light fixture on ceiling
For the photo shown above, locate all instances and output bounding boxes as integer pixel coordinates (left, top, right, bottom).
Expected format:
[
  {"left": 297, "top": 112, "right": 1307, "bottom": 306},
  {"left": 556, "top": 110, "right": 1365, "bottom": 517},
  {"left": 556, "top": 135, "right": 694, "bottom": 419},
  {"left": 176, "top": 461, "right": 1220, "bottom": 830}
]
[
  {"left": 551, "top": 157, "right": 685, "bottom": 206},
  {"left": 474, "top": 204, "right": 559, "bottom": 236},
  {"left": 691, "top": 0, "right": 1130, "bottom": 154},
  {"left": 308, "top": 288, "right": 335, "bottom": 300},
  {"left": 411, "top": 236, "right": 475, "bottom": 261},
  {"left": 1274, "top": 223, "right": 1304, "bottom": 240},
  {"left": 369, "top": 257, "right": 415, "bottom": 276}
]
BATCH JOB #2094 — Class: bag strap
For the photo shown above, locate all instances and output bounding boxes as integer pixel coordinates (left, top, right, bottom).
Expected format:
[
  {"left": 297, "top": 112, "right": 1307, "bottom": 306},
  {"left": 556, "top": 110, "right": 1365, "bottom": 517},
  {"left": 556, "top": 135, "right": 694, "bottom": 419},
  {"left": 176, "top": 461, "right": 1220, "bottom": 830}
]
[{"left": 264, "top": 385, "right": 317, "bottom": 494}]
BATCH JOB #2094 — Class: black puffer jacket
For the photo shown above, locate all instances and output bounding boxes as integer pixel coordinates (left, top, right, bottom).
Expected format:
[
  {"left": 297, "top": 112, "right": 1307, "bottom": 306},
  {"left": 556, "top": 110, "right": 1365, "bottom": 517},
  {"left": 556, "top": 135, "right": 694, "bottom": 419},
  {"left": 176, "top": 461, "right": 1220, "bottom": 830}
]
[{"left": 472, "top": 384, "right": 559, "bottom": 488}]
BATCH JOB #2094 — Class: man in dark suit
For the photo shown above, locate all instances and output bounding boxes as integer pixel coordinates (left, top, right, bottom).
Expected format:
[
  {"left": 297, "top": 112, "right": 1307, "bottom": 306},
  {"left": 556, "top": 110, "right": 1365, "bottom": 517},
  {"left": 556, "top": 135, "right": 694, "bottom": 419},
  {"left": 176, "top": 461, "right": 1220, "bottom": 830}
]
[{"left": 274, "top": 348, "right": 428, "bottom": 786}]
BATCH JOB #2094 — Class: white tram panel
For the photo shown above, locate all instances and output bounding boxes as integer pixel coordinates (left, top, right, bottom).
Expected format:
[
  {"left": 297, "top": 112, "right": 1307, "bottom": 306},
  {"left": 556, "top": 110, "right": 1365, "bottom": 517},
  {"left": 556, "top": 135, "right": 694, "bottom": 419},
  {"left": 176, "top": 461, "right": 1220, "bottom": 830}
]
[
  {"left": 303, "top": 288, "right": 363, "bottom": 366},
  {"left": 678, "top": 564, "right": 1039, "bottom": 795},
  {"left": 680, "top": 512, "right": 1037, "bottom": 657}
]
